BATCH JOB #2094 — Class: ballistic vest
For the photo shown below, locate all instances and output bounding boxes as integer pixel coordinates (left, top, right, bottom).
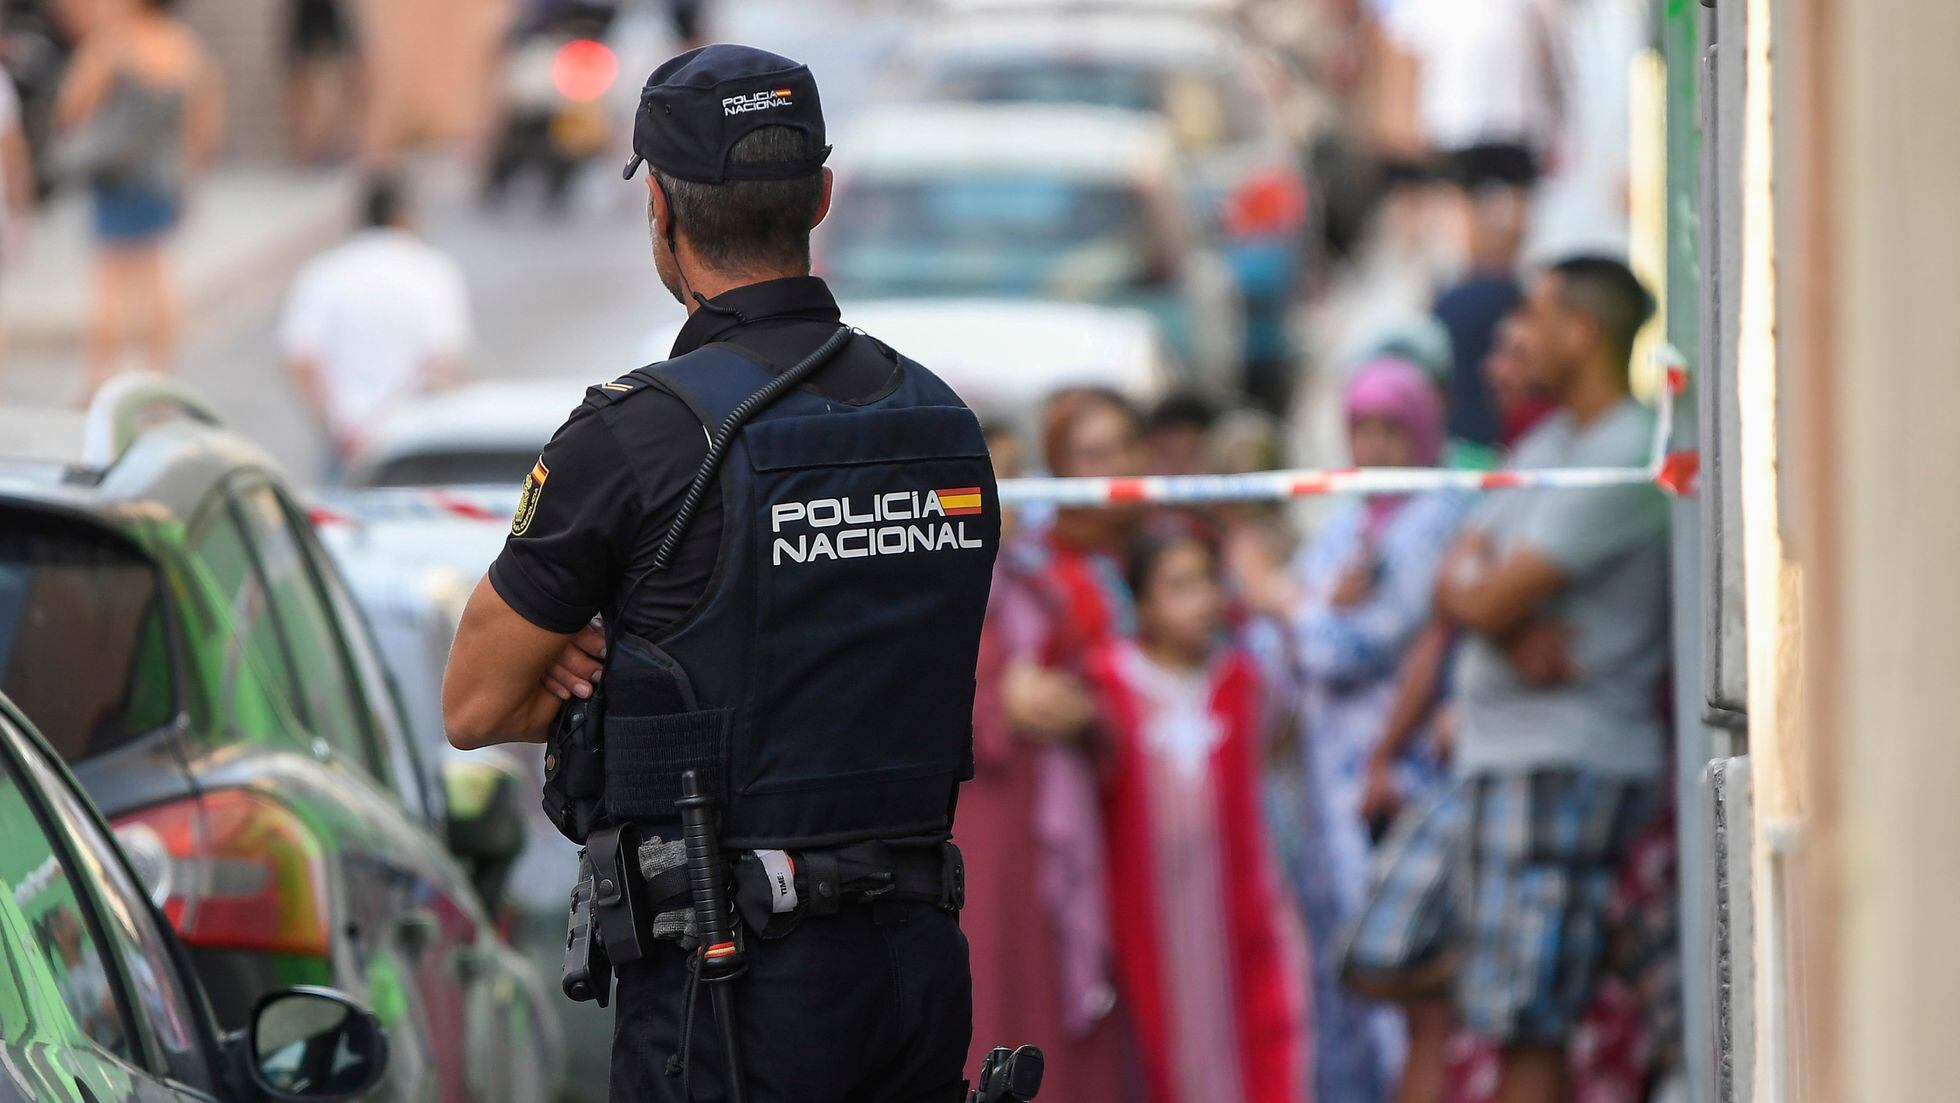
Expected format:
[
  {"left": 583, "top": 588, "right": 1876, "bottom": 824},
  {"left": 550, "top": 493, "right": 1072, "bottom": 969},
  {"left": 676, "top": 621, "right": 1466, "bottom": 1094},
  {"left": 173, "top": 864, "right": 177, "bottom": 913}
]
[{"left": 593, "top": 339, "right": 999, "bottom": 849}]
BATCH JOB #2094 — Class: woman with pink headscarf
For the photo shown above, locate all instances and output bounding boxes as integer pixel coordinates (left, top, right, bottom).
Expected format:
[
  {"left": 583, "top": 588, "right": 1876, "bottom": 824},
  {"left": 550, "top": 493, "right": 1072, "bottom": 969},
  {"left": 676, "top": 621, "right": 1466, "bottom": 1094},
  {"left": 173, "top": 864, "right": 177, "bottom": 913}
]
[{"left": 1247, "top": 356, "right": 1472, "bottom": 1103}]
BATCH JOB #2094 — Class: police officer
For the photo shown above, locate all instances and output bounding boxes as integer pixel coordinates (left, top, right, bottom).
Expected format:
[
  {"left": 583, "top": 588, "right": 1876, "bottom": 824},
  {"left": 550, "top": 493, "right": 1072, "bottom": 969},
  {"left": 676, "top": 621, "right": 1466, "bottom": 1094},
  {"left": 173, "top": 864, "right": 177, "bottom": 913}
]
[{"left": 442, "top": 44, "right": 999, "bottom": 1103}]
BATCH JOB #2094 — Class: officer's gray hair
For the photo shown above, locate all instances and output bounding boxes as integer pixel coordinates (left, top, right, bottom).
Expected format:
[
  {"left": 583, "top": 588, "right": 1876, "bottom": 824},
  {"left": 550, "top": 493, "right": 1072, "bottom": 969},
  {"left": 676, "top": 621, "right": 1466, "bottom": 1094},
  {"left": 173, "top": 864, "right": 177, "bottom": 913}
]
[{"left": 652, "top": 126, "right": 825, "bottom": 275}]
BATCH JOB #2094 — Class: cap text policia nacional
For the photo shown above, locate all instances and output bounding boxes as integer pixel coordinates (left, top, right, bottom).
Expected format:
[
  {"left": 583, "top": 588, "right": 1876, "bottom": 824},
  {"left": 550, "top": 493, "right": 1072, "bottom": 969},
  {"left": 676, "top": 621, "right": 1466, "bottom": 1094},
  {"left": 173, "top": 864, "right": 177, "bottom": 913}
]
[{"left": 621, "top": 44, "right": 831, "bottom": 184}]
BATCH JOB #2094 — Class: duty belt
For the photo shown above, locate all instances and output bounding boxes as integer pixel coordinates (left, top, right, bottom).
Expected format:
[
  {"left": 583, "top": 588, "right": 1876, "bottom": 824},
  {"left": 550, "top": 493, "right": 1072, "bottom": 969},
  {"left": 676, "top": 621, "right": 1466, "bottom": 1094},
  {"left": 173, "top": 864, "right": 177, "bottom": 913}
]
[
  {"left": 634, "top": 837, "right": 965, "bottom": 939},
  {"left": 739, "top": 838, "right": 966, "bottom": 924},
  {"left": 564, "top": 829, "right": 964, "bottom": 1009}
]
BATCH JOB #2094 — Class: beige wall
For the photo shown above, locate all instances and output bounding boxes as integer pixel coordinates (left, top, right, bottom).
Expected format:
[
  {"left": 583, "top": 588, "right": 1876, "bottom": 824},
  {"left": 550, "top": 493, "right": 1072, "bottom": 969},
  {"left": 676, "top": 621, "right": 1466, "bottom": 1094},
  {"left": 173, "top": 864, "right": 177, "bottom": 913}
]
[
  {"left": 179, "top": 0, "right": 513, "bottom": 162},
  {"left": 353, "top": 0, "right": 513, "bottom": 158},
  {"left": 1758, "top": 0, "right": 1960, "bottom": 1098},
  {"left": 182, "top": 0, "right": 285, "bottom": 160}
]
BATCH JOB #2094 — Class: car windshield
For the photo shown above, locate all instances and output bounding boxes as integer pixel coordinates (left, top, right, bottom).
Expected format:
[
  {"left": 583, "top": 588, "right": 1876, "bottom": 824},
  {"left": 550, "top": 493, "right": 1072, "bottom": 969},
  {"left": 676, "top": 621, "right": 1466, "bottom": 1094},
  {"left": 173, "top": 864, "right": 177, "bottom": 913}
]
[
  {"left": 925, "top": 58, "right": 1256, "bottom": 150},
  {"left": 0, "top": 512, "right": 174, "bottom": 763},
  {"left": 824, "top": 175, "right": 1157, "bottom": 298},
  {"left": 361, "top": 449, "right": 537, "bottom": 488}
]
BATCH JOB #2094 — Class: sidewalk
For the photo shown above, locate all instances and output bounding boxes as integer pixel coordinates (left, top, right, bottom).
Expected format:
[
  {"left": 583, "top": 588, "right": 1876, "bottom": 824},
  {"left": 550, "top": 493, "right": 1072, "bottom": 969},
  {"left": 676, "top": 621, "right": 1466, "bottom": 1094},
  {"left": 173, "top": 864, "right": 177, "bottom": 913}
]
[{"left": 2, "top": 167, "right": 357, "bottom": 350}]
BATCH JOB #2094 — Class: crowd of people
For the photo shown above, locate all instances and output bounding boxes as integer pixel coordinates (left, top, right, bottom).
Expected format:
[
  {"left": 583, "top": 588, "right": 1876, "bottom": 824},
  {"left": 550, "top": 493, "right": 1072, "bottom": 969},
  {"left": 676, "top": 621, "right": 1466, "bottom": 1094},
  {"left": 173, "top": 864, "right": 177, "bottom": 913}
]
[{"left": 956, "top": 247, "right": 1677, "bottom": 1103}]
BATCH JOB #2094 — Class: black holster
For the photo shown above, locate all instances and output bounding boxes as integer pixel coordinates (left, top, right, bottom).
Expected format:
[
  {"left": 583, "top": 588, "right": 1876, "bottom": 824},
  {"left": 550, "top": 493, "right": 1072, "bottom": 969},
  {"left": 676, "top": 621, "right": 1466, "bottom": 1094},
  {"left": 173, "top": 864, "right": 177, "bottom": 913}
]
[{"left": 543, "top": 688, "right": 611, "bottom": 844}]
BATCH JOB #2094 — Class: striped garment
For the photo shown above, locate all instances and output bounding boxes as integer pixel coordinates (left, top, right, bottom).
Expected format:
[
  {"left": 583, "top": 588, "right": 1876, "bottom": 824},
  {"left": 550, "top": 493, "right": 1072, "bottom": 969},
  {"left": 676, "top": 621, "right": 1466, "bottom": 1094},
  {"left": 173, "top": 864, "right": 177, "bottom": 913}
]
[{"left": 1343, "top": 770, "right": 1658, "bottom": 1045}]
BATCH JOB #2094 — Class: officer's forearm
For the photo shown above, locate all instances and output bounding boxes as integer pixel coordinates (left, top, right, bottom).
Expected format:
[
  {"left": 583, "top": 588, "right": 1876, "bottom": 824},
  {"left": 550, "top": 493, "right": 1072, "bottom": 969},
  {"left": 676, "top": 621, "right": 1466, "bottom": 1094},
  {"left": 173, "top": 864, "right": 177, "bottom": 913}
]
[
  {"left": 444, "top": 576, "right": 577, "bottom": 749},
  {"left": 448, "top": 687, "right": 560, "bottom": 750}
]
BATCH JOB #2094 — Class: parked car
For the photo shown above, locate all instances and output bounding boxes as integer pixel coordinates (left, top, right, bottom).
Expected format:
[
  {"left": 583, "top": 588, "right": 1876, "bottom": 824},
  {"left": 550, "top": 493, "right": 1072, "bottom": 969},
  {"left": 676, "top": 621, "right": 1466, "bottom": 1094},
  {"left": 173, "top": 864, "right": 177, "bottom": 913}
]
[
  {"left": 0, "top": 375, "right": 562, "bottom": 1103},
  {"left": 818, "top": 102, "right": 1244, "bottom": 387},
  {"left": 343, "top": 379, "right": 589, "bottom": 491},
  {"left": 639, "top": 297, "right": 1181, "bottom": 430},
  {"left": 899, "top": 7, "right": 1315, "bottom": 404},
  {"left": 0, "top": 687, "right": 392, "bottom": 1103},
  {"left": 322, "top": 378, "right": 607, "bottom": 1103}
]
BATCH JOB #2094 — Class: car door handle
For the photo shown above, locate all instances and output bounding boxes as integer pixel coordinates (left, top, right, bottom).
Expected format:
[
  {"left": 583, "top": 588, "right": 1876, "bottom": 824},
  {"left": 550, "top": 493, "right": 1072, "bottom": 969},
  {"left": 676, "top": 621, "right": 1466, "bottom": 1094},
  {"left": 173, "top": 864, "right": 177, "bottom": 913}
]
[{"left": 396, "top": 909, "right": 440, "bottom": 956}]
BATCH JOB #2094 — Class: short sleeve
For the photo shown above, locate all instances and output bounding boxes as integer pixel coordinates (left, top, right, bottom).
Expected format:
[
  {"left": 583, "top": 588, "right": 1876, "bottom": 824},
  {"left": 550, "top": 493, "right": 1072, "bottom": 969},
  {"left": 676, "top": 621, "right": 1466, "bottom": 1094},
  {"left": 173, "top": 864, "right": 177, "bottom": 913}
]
[
  {"left": 487, "top": 406, "right": 643, "bottom": 632},
  {"left": 278, "top": 263, "right": 328, "bottom": 358},
  {"left": 1516, "top": 483, "right": 1668, "bottom": 579}
]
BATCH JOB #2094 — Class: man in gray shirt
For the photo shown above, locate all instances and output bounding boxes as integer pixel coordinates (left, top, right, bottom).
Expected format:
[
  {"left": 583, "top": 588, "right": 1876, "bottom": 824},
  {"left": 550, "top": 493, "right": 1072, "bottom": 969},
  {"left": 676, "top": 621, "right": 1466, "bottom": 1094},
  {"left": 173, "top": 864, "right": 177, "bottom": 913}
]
[{"left": 1433, "top": 256, "right": 1669, "bottom": 1102}]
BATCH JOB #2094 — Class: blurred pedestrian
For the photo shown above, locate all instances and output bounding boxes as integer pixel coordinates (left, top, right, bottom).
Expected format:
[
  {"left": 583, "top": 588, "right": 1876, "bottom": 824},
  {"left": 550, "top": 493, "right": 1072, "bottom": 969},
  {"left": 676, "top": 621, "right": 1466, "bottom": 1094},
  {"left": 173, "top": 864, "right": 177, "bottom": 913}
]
[
  {"left": 281, "top": 176, "right": 472, "bottom": 472},
  {"left": 1430, "top": 181, "right": 1527, "bottom": 448},
  {"left": 1204, "top": 406, "right": 1290, "bottom": 552},
  {"left": 285, "top": 0, "right": 358, "bottom": 163},
  {"left": 1358, "top": 317, "right": 1497, "bottom": 471},
  {"left": 668, "top": 0, "right": 709, "bottom": 51},
  {"left": 1012, "top": 388, "right": 1150, "bottom": 679},
  {"left": 0, "top": 62, "right": 39, "bottom": 388},
  {"left": 987, "top": 386, "right": 1152, "bottom": 1103},
  {"left": 1143, "top": 389, "right": 1219, "bottom": 477},
  {"left": 55, "top": 0, "right": 222, "bottom": 390},
  {"left": 1482, "top": 309, "right": 1559, "bottom": 448},
  {"left": 1248, "top": 356, "right": 1469, "bottom": 1103},
  {"left": 1431, "top": 256, "right": 1667, "bottom": 1102},
  {"left": 0, "top": 64, "right": 36, "bottom": 256},
  {"left": 964, "top": 414, "right": 1129, "bottom": 1103},
  {"left": 1089, "top": 524, "right": 1308, "bottom": 1103},
  {"left": 1382, "top": 0, "right": 1563, "bottom": 273}
]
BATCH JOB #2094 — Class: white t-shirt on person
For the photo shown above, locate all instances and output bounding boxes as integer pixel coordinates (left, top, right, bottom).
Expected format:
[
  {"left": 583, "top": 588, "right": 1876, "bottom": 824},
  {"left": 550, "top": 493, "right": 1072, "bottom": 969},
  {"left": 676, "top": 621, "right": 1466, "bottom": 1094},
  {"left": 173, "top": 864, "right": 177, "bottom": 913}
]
[
  {"left": 1387, "top": 0, "right": 1562, "bottom": 155},
  {"left": 279, "top": 227, "right": 472, "bottom": 442}
]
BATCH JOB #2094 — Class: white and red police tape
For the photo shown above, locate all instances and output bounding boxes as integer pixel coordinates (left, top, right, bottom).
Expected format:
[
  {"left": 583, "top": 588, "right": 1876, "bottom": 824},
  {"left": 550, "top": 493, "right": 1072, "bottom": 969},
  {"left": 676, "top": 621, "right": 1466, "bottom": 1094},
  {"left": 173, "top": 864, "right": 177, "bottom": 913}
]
[{"left": 310, "top": 368, "right": 1697, "bottom": 528}]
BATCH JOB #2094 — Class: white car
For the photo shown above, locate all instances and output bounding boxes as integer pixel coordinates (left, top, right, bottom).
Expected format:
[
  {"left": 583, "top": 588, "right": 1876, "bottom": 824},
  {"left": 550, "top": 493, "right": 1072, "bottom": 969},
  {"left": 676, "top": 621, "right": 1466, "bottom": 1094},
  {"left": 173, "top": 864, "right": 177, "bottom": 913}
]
[
  {"left": 895, "top": 6, "right": 1316, "bottom": 390},
  {"left": 639, "top": 297, "right": 1181, "bottom": 431},
  {"left": 816, "top": 102, "right": 1244, "bottom": 385},
  {"left": 342, "top": 378, "right": 590, "bottom": 489}
]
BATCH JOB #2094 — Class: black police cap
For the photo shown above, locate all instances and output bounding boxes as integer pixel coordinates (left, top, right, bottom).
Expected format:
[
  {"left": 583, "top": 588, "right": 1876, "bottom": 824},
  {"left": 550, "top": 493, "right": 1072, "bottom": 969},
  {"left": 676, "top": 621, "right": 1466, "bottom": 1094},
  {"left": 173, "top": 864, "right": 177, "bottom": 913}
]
[{"left": 621, "top": 44, "right": 831, "bottom": 185}]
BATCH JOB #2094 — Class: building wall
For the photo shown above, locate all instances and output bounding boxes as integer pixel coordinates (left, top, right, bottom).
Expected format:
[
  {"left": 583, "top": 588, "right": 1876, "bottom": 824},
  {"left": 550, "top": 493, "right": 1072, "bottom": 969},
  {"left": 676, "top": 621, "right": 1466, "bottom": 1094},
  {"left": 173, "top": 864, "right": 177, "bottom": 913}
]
[
  {"left": 181, "top": 0, "right": 513, "bottom": 163},
  {"left": 182, "top": 0, "right": 285, "bottom": 160},
  {"left": 1753, "top": 0, "right": 1960, "bottom": 1098}
]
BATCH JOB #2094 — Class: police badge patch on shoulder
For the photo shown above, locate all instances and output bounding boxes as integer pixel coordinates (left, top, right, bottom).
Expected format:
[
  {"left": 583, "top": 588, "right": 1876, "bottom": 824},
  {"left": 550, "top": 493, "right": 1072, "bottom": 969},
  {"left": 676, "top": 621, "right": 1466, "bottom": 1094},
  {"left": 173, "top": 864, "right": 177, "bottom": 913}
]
[{"left": 512, "top": 457, "right": 549, "bottom": 535}]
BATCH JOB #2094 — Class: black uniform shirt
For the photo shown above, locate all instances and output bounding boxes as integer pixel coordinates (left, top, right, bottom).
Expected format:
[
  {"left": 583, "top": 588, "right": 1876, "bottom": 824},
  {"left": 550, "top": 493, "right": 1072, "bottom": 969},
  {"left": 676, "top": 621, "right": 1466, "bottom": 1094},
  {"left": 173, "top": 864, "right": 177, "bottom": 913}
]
[{"left": 488, "top": 276, "right": 900, "bottom": 638}]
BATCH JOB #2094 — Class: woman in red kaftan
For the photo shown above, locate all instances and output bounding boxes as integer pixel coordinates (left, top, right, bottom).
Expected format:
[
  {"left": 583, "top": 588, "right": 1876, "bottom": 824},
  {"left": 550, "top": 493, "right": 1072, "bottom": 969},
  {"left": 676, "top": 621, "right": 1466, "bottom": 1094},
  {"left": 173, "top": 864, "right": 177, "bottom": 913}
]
[{"left": 960, "top": 390, "right": 1148, "bottom": 1103}]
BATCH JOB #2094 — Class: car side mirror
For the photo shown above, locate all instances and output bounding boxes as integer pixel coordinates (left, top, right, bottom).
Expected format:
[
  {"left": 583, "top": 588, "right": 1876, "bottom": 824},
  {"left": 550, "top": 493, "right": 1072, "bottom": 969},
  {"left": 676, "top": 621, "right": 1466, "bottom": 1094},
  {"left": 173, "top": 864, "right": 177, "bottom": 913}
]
[
  {"left": 243, "top": 988, "right": 389, "bottom": 1101},
  {"left": 443, "top": 754, "right": 527, "bottom": 910}
]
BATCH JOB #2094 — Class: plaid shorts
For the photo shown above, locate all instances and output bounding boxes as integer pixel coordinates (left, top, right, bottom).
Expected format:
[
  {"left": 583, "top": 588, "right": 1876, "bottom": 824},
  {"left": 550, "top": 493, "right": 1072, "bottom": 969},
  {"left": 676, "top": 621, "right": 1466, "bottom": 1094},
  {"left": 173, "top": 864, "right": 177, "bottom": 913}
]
[
  {"left": 1342, "top": 771, "right": 1659, "bottom": 1045},
  {"left": 1341, "top": 781, "right": 1467, "bottom": 987}
]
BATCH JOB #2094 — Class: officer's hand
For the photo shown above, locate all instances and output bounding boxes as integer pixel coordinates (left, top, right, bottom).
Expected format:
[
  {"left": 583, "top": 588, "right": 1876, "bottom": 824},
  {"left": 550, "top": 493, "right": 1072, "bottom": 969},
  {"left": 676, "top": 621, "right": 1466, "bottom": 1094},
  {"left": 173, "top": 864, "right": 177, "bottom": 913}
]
[{"left": 542, "top": 622, "right": 607, "bottom": 701}]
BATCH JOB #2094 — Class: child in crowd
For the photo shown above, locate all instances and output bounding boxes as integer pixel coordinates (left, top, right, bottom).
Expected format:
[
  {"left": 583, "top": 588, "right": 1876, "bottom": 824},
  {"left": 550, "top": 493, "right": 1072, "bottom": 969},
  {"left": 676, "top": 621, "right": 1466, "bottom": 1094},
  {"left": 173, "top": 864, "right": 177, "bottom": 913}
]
[{"left": 1089, "top": 524, "right": 1308, "bottom": 1103}]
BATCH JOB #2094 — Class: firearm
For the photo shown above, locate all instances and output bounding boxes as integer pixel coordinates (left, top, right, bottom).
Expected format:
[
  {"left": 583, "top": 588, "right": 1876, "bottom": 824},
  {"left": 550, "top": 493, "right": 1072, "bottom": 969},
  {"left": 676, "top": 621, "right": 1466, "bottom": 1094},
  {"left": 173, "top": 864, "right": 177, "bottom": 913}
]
[{"left": 968, "top": 1045, "right": 1044, "bottom": 1102}]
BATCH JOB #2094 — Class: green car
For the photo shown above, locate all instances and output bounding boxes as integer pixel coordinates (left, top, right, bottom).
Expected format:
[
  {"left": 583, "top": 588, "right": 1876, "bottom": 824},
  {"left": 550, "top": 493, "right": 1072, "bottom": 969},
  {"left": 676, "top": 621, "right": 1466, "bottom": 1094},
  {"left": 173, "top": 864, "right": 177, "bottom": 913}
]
[
  {"left": 0, "top": 686, "right": 392, "bottom": 1102},
  {"left": 0, "top": 376, "right": 561, "bottom": 1102}
]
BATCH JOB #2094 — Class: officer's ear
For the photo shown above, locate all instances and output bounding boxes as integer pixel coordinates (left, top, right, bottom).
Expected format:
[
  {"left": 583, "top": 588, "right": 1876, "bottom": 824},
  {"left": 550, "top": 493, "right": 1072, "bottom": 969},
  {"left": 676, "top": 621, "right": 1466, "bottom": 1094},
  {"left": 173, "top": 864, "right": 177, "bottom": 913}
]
[
  {"left": 810, "top": 167, "right": 834, "bottom": 231},
  {"left": 646, "top": 175, "right": 672, "bottom": 238}
]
